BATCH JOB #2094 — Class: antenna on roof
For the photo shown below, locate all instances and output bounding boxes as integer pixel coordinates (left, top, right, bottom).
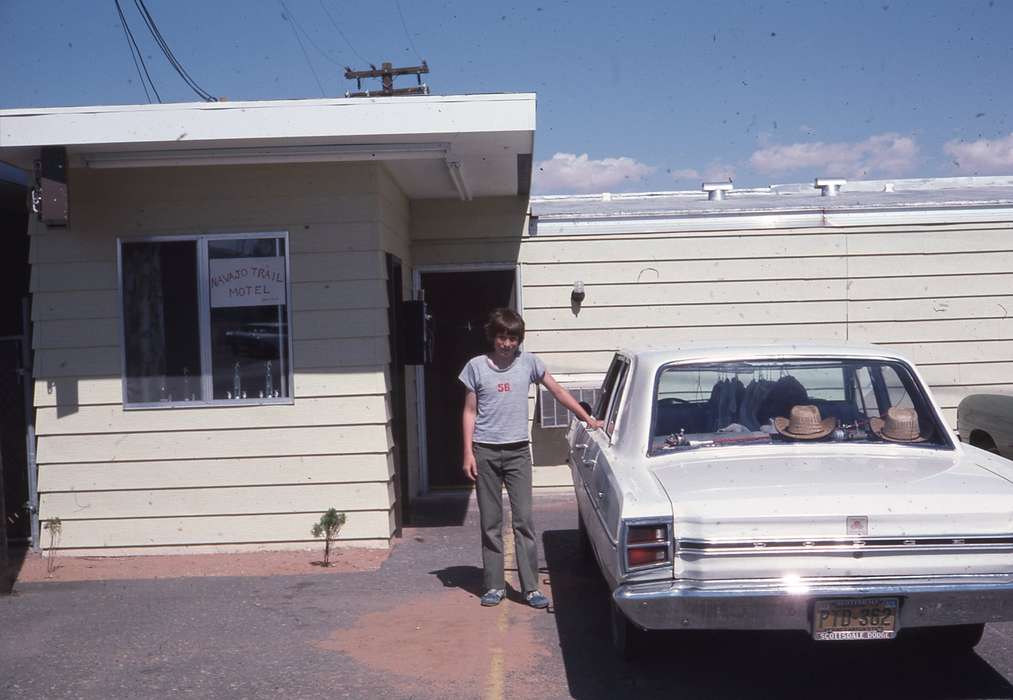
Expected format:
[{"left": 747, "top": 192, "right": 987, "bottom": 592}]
[{"left": 344, "top": 61, "right": 430, "bottom": 97}]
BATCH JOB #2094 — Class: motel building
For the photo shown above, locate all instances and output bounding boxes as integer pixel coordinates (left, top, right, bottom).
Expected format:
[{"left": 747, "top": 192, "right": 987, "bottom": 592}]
[{"left": 3, "top": 94, "right": 1013, "bottom": 555}]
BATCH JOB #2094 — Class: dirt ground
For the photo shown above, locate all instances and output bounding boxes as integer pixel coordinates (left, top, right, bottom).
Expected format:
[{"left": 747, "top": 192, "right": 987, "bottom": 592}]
[{"left": 12, "top": 546, "right": 389, "bottom": 583}]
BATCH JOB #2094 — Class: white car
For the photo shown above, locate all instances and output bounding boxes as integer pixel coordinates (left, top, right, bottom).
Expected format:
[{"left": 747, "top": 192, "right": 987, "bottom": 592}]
[
  {"left": 568, "top": 342, "right": 1013, "bottom": 657},
  {"left": 957, "top": 393, "right": 1013, "bottom": 459}
]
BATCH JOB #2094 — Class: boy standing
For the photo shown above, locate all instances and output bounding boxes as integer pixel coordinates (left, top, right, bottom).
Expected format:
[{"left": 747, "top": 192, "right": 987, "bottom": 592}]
[{"left": 459, "top": 308, "right": 601, "bottom": 607}]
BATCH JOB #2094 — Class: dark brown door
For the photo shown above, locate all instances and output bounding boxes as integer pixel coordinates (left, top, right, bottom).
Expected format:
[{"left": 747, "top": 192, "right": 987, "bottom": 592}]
[{"left": 421, "top": 269, "right": 515, "bottom": 488}]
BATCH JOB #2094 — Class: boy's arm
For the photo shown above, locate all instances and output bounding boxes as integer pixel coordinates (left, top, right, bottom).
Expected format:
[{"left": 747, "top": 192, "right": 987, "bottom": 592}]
[
  {"left": 462, "top": 391, "right": 478, "bottom": 481},
  {"left": 541, "top": 371, "right": 603, "bottom": 430}
]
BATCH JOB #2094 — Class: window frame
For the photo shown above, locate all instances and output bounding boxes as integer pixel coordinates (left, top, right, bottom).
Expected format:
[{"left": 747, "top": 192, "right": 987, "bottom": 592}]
[
  {"left": 604, "top": 357, "right": 630, "bottom": 441},
  {"left": 594, "top": 354, "right": 624, "bottom": 420},
  {"left": 117, "top": 230, "right": 295, "bottom": 410}
]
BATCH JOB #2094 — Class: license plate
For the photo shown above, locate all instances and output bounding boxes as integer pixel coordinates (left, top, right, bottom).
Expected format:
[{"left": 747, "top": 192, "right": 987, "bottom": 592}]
[{"left": 812, "top": 598, "right": 898, "bottom": 641}]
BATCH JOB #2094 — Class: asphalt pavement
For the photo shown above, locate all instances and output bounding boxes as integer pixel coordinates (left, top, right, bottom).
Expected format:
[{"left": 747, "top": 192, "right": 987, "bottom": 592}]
[{"left": 2, "top": 491, "right": 1012, "bottom": 700}]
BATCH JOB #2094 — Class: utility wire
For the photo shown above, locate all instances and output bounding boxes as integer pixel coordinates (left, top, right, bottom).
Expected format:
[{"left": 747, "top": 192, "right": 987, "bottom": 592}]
[
  {"left": 114, "top": 0, "right": 160, "bottom": 102},
  {"left": 394, "top": 0, "right": 424, "bottom": 63},
  {"left": 116, "top": 2, "right": 152, "bottom": 102},
  {"left": 275, "top": 0, "right": 345, "bottom": 66},
  {"left": 319, "top": 0, "right": 368, "bottom": 66},
  {"left": 278, "top": 0, "right": 327, "bottom": 96},
  {"left": 134, "top": 0, "right": 215, "bottom": 100},
  {"left": 132, "top": 0, "right": 217, "bottom": 101}
]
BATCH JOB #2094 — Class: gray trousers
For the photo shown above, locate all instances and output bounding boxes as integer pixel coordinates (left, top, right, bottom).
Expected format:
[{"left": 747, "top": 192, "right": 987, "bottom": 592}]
[{"left": 474, "top": 442, "right": 540, "bottom": 593}]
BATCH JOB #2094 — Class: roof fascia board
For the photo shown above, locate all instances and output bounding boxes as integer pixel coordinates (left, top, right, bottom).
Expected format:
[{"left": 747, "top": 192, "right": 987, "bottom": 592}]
[
  {"left": 0, "top": 94, "right": 536, "bottom": 149},
  {"left": 531, "top": 205, "right": 1013, "bottom": 236},
  {"left": 0, "top": 93, "right": 537, "bottom": 118}
]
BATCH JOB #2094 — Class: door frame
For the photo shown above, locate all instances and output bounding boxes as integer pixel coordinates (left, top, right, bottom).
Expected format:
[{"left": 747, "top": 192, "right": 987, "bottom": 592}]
[{"left": 412, "top": 262, "right": 523, "bottom": 493}]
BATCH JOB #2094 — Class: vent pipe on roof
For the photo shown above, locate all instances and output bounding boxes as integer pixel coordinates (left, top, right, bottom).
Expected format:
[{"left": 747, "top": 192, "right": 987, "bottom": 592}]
[
  {"left": 702, "top": 182, "right": 733, "bottom": 201},
  {"left": 815, "top": 178, "right": 846, "bottom": 197}
]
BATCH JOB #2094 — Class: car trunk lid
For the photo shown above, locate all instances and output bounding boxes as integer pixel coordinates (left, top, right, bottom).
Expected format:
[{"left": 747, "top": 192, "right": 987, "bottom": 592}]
[{"left": 650, "top": 449, "right": 1013, "bottom": 541}]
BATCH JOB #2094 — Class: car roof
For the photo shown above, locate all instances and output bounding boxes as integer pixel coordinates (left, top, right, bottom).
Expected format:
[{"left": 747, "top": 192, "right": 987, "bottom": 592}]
[{"left": 616, "top": 340, "right": 913, "bottom": 369}]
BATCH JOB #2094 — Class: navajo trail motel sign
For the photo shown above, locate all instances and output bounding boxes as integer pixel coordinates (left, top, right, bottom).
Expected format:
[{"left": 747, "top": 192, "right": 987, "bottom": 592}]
[{"left": 209, "top": 257, "right": 286, "bottom": 308}]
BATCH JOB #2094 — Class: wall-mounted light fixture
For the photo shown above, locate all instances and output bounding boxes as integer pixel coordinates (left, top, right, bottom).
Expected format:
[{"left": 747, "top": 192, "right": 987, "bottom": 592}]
[{"left": 571, "top": 280, "right": 585, "bottom": 304}]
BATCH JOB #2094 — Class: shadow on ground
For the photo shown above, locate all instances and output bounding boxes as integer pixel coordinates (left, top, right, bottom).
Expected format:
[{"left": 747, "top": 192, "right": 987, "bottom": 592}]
[
  {"left": 1, "top": 544, "right": 27, "bottom": 595},
  {"left": 542, "top": 528, "right": 1013, "bottom": 700},
  {"left": 409, "top": 490, "right": 473, "bottom": 528},
  {"left": 428, "top": 564, "right": 485, "bottom": 598}
]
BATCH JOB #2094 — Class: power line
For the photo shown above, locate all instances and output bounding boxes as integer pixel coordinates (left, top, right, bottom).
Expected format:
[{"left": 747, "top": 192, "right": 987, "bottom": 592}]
[
  {"left": 276, "top": 0, "right": 345, "bottom": 66},
  {"left": 319, "top": 0, "right": 368, "bottom": 66},
  {"left": 114, "top": 0, "right": 160, "bottom": 103},
  {"left": 278, "top": 0, "right": 327, "bottom": 96},
  {"left": 133, "top": 0, "right": 215, "bottom": 101},
  {"left": 132, "top": 0, "right": 217, "bottom": 101},
  {"left": 115, "top": 1, "right": 152, "bottom": 102},
  {"left": 393, "top": 0, "right": 424, "bottom": 63}
]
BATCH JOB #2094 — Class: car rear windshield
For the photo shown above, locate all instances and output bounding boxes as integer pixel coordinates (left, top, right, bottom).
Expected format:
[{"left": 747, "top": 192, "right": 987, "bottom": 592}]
[{"left": 650, "top": 358, "right": 949, "bottom": 454}]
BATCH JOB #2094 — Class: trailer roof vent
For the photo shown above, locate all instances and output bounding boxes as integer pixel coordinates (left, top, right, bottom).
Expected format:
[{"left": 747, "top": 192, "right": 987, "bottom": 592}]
[
  {"left": 702, "top": 182, "right": 733, "bottom": 201},
  {"left": 815, "top": 178, "right": 846, "bottom": 197}
]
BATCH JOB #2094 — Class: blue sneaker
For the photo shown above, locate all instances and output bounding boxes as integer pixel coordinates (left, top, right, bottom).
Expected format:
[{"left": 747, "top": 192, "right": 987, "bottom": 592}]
[
  {"left": 480, "top": 588, "right": 506, "bottom": 606},
  {"left": 524, "top": 590, "right": 550, "bottom": 609}
]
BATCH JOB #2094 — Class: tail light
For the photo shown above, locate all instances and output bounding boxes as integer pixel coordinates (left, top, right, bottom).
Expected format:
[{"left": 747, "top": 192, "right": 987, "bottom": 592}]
[{"left": 623, "top": 522, "right": 672, "bottom": 572}]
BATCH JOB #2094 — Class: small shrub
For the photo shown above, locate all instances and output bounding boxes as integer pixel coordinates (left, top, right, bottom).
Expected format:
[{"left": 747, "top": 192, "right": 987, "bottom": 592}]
[
  {"left": 43, "top": 517, "right": 63, "bottom": 576},
  {"left": 311, "top": 508, "right": 346, "bottom": 567}
]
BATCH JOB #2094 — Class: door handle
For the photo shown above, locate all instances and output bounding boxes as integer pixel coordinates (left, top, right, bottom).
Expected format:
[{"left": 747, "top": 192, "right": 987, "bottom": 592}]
[
  {"left": 582, "top": 458, "right": 596, "bottom": 468},
  {"left": 574, "top": 442, "right": 588, "bottom": 449}
]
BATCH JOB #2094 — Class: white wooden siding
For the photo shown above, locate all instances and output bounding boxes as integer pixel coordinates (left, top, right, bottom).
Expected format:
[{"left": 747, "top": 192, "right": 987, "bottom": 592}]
[
  {"left": 31, "top": 162, "right": 401, "bottom": 551},
  {"left": 517, "top": 222, "right": 1013, "bottom": 424},
  {"left": 39, "top": 454, "right": 394, "bottom": 492},
  {"left": 50, "top": 510, "right": 395, "bottom": 552}
]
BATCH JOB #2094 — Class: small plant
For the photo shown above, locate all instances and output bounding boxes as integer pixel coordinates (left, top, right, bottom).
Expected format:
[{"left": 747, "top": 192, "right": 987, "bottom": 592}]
[
  {"left": 311, "top": 508, "right": 346, "bottom": 567},
  {"left": 43, "top": 517, "right": 63, "bottom": 576}
]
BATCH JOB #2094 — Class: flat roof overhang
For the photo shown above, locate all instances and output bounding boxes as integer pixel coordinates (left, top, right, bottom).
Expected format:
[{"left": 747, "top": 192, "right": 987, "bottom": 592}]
[{"left": 0, "top": 93, "right": 536, "bottom": 200}]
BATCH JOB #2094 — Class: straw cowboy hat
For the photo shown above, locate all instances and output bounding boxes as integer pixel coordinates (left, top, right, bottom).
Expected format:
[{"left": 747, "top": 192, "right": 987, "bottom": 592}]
[
  {"left": 773, "top": 405, "right": 836, "bottom": 440},
  {"left": 869, "top": 407, "right": 927, "bottom": 443}
]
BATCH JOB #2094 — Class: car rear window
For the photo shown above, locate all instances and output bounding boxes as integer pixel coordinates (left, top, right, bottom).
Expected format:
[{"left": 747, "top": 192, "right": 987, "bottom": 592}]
[{"left": 651, "top": 358, "right": 948, "bottom": 454}]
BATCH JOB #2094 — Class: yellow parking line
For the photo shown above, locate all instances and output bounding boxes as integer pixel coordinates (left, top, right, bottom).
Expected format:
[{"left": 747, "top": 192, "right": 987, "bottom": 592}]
[{"left": 485, "top": 523, "right": 515, "bottom": 700}]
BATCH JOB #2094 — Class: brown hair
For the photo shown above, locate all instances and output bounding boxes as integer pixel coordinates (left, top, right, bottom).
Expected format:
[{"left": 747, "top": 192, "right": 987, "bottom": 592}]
[{"left": 484, "top": 308, "right": 525, "bottom": 343}]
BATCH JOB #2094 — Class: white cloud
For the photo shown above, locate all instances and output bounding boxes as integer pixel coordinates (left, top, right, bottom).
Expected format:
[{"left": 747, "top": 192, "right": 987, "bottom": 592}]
[
  {"left": 944, "top": 133, "right": 1013, "bottom": 173},
  {"left": 533, "top": 152, "right": 655, "bottom": 193},
  {"left": 749, "top": 133, "right": 919, "bottom": 178}
]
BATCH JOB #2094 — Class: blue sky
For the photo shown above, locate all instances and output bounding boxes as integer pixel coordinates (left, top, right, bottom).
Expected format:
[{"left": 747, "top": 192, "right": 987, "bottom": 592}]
[{"left": 2, "top": 0, "right": 1012, "bottom": 193}]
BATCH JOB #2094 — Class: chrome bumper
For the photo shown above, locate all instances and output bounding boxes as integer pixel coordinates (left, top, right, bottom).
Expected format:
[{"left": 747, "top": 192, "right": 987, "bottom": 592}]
[{"left": 614, "top": 574, "right": 1013, "bottom": 631}]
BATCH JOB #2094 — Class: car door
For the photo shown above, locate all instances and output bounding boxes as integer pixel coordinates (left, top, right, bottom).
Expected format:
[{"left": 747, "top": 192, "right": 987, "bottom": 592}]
[
  {"left": 586, "top": 356, "right": 631, "bottom": 548},
  {"left": 570, "top": 355, "right": 621, "bottom": 490},
  {"left": 570, "top": 355, "right": 624, "bottom": 538}
]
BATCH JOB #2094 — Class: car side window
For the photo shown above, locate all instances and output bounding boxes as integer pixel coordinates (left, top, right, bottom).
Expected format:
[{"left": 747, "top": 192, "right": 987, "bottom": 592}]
[
  {"left": 595, "top": 355, "right": 623, "bottom": 420},
  {"left": 605, "top": 360, "right": 630, "bottom": 439}
]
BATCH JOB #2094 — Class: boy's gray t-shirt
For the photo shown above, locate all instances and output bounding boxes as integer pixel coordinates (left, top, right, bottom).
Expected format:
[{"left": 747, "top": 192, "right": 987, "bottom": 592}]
[{"left": 459, "top": 352, "right": 546, "bottom": 444}]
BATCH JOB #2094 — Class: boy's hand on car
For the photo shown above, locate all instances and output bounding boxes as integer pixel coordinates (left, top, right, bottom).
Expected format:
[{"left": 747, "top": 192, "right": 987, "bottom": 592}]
[
  {"left": 586, "top": 416, "right": 603, "bottom": 431},
  {"left": 463, "top": 453, "right": 478, "bottom": 481}
]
